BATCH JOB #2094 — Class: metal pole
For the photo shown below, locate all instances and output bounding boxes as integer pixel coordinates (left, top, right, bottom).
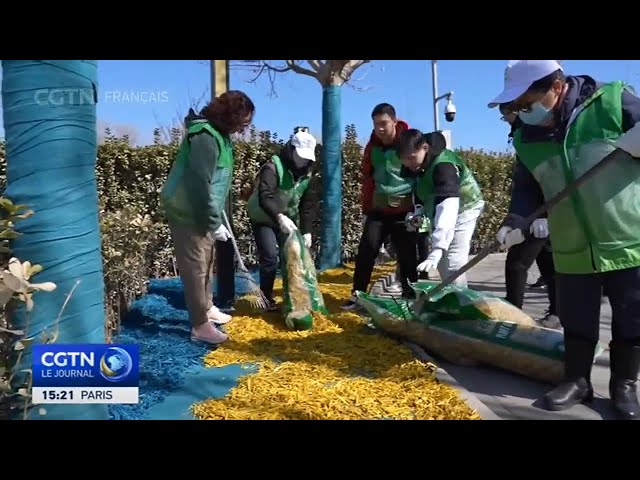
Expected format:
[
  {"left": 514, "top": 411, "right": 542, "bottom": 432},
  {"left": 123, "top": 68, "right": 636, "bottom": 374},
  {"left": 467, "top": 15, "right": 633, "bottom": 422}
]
[
  {"left": 210, "top": 60, "right": 232, "bottom": 217},
  {"left": 431, "top": 60, "right": 439, "bottom": 132}
]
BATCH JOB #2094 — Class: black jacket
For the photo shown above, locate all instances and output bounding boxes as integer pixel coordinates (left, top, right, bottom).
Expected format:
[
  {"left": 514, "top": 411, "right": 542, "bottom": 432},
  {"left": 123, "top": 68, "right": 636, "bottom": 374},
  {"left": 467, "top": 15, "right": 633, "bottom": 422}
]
[{"left": 256, "top": 143, "right": 315, "bottom": 234}]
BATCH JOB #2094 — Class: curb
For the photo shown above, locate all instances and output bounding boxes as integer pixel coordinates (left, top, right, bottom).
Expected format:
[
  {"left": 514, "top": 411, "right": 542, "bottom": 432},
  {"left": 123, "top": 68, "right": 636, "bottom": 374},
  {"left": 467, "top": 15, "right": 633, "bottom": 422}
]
[
  {"left": 367, "top": 272, "right": 502, "bottom": 420},
  {"left": 402, "top": 341, "right": 502, "bottom": 420}
]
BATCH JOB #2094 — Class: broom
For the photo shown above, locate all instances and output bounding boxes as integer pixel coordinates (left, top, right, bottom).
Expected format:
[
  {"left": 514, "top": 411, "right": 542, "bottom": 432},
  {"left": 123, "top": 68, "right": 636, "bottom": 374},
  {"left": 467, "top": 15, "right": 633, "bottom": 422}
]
[{"left": 221, "top": 210, "right": 270, "bottom": 310}]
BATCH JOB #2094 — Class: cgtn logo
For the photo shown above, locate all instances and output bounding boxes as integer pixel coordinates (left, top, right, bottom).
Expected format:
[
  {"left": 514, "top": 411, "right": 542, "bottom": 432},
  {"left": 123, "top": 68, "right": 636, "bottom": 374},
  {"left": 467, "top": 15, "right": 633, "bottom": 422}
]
[{"left": 32, "top": 344, "right": 139, "bottom": 405}]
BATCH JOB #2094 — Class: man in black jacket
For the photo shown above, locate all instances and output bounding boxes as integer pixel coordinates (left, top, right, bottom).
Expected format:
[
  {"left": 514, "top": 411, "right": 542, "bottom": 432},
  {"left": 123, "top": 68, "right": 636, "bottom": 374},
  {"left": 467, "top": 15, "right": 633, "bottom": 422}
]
[
  {"left": 499, "top": 104, "right": 559, "bottom": 328},
  {"left": 246, "top": 127, "right": 316, "bottom": 310}
]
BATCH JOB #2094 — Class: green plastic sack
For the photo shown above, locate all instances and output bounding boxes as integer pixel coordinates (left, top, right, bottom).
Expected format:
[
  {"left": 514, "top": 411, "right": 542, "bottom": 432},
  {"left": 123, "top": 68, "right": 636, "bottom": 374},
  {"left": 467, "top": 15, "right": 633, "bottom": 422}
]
[
  {"left": 281, "top": 230, "right": 327, "bottom": 330},
  {"left": 356, "top": 292, "right": 606, "bottom": 385},
  {"left": 411, "top": 280, "right": 538, "bottom": 327}
]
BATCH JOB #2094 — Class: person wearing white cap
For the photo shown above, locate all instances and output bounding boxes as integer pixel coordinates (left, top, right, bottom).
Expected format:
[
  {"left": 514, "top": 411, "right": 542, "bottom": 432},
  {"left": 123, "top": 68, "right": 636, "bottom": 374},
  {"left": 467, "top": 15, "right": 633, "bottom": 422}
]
[
  {"left": 489, "top": 60, "right": 640, "bottom": 420},
  {"left": 246, "top": 127, "right": 317, "bottom": 310}
]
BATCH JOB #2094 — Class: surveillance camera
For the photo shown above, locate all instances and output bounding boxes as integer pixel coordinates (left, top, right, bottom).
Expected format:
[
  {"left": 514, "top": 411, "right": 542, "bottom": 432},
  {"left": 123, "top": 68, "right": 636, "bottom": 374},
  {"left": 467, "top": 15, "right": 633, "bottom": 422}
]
[{"left": 444, "top": 100, "right": 456, "bottom": 122}]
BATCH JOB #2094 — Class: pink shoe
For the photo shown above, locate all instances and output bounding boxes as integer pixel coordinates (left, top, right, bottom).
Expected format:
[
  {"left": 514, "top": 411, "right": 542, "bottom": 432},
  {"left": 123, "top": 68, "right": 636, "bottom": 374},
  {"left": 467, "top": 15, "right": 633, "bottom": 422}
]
[
  {"left": 191, "top": 322, "right": 228, "bottom": 345},
  {"left": 207, "top": 306, "right": 232, "bottom": 325}
]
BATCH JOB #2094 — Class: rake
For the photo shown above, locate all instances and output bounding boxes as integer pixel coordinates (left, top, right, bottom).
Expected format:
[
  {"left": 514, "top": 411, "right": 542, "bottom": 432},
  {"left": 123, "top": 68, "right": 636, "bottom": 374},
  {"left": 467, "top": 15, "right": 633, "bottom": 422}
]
[{"left": 221, "top": 210, "right": 270, "bottom": 310}]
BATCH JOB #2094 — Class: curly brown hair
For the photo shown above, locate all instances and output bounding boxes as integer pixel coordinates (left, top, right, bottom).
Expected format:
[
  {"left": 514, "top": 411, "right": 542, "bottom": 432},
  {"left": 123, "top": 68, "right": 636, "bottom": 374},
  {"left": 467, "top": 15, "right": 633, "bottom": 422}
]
[{"left": 202, "top": 90, "right": 255, "bottom": 135}]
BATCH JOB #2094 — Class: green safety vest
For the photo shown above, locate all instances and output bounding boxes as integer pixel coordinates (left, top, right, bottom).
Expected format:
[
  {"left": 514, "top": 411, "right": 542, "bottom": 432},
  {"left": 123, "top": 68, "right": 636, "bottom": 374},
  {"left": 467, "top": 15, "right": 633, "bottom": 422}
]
[
  {"left": 416, "top": 148, "right": 484, "bottom": 231},
  {"left": 246, "top": 155, "right": 311, "bottom": 227},
  {"left": 160, "top": 121, "right": 234, "bottom": 228},
  {"left": 371, "top": 146, "right": 414, "bottom": 210},
  {"left": 513, "top": 80, "right": 640, "bottom": 274}
]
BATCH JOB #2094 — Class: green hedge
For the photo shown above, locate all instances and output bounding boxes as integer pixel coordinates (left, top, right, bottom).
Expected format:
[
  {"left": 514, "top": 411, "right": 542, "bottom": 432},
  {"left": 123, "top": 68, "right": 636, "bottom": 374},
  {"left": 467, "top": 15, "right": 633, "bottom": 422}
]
[{"left": 0, "top": 125, "right": 515, "bottom": 334}]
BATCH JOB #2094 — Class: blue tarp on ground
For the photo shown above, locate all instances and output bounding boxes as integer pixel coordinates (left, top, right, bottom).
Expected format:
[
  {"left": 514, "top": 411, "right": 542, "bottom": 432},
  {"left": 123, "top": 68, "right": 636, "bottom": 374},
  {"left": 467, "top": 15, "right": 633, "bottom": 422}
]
[{"left": 108, "top": 274, "right": 261, "bottom": 420}]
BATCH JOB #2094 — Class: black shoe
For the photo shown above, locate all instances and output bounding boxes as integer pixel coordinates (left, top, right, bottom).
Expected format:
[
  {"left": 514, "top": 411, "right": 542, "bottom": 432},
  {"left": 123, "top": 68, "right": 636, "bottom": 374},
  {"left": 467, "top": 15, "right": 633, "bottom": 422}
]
[
  {"left": 608, "top": 341, "right": 640, "bottom": 420},
  {"left": 266, "top": 299, "right": 280, "bottom": 312},
  {"left": 401, "top": 290, "right": 416, "bottom": 300},
  {"left": 543, "top": 336, "right": 596, "bottom": 411},
  {"left": 529, "top": 276, "right": 546, "bottom": 289}
]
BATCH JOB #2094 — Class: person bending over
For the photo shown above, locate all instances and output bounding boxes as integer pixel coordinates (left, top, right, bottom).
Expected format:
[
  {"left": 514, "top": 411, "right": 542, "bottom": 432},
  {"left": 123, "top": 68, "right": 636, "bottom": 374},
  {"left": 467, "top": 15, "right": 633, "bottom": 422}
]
[
  {"left": 246, "top": 127, "right": 317, "bottom": 311},
  {"left": 397, "top": 129, "right": 485, "bottom": 287}
]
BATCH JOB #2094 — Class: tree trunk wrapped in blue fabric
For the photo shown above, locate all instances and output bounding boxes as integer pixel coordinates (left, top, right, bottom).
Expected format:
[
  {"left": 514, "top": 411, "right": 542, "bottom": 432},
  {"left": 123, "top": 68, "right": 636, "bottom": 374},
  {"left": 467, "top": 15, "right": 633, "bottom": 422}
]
[{"left": 2, "top": 60, "right": 108, "bottom": 420}]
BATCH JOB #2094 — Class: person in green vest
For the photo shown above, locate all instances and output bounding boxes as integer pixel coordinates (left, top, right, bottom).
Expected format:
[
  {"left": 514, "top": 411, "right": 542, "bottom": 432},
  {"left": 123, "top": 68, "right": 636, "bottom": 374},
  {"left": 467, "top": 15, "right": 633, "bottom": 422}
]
[
  {"left": 342, "top": 103, "right": 419, "bottom": 311},
  {"left": 246, "top": 127, "right": 317, "bottom": 310},
  {"left": 488, "top": 60, "right": 640, "bottom": 420},
  {"left": 396, "top": 129, "right": 485, "bottom": 288},
  {"left": 161, "top": 90, "right": 255, "bottom": 346}
]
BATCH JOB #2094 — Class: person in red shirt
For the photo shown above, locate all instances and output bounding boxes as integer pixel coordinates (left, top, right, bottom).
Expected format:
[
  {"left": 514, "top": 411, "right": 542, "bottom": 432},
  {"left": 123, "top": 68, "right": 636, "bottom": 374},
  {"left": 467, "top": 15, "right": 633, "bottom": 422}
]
[{"left": 342, "top": 103, "right": 418, "bottom": 310}]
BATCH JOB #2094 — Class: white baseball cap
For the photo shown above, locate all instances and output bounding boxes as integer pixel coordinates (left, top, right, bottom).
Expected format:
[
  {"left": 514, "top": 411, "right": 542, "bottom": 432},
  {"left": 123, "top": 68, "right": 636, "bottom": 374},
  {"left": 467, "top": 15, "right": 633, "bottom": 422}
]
[
  {"left": 291, "top": 130, "right": 317, "bottom": 161},
  {"left": 488, "top": 60, "right": 563, "bottom": 108}
]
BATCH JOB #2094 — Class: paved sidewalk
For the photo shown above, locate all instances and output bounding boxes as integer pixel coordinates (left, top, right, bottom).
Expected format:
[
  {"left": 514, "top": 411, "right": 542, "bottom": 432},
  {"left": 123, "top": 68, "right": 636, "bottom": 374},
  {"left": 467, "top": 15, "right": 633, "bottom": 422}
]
[{"left": 427, "top": 253, "right": 617, "bottom": 420}]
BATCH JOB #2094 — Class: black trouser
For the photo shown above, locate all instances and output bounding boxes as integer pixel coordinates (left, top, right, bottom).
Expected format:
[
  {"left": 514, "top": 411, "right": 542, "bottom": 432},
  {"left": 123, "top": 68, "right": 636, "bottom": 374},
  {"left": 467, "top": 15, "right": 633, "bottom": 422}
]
[
  {"left": 417, "top": 232, "right": 430, "bottom": 280},
  {"left": 505, "top": 236, "right": 556, "bottom": 314},
  {"left": 557, "top": 266, "right": 640, "bottom": 345},
  {"left": 216, "top": 204, "right": 236, "bottom": 308},
  {"left": 353, "top": 212, "right": 418, "bottom": 295},
  {"left": 251, "top": 223, "right": 283, "bottom": 302},
  {"left": 216, "top": 239, "right": 236, "bottom": 307}
]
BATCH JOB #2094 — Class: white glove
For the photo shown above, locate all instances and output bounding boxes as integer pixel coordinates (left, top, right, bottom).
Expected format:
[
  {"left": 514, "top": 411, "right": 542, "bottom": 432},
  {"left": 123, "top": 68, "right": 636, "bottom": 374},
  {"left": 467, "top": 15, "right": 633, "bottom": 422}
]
[
  {"left": 277, "top": 214, "right": 298, "bottom": 234},
  {"left": 529, "top": 218, "right": 549, "bottom": 239},
  {"left": 615, "top": 122, "right": 640, "bottom": 158},
  {"left": 496, "top": 226, "right": 525, "bottom": 249},
  {"left": 417, "top": 248, "right": 443, "bottom": 273},
  {"left": 303, "top": 233, "right": 312, "bottom": 248},
  {"left": 213, "top": 224, "right": 231, "bottom": 242}
]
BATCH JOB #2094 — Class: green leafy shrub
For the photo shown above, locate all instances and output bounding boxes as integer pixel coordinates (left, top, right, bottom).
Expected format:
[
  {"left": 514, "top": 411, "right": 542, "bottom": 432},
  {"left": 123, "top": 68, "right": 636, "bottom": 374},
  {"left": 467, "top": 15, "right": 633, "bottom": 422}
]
[
  {"left": 0, "top": 198, "right": 58, "bottom": 420},
  {"left": 0, "top": 125, "right": 515, "bottom": 341}
]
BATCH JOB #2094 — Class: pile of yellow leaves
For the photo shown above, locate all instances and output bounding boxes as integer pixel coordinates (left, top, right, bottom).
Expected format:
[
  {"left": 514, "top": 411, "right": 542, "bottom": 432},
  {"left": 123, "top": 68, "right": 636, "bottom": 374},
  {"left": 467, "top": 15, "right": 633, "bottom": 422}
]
[{"left": 191, "top": 264, "right": 481, "bottom": 420}]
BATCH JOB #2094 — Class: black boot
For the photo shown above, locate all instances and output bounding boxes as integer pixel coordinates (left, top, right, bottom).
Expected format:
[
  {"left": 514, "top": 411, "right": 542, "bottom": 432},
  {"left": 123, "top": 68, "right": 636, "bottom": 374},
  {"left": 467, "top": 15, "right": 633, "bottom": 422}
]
[
  {"left": 608, "top": 341, "right": 640, "bottom": 420},
  {"left": 543, "top": 336, "right": 595, "bottom": 411}
]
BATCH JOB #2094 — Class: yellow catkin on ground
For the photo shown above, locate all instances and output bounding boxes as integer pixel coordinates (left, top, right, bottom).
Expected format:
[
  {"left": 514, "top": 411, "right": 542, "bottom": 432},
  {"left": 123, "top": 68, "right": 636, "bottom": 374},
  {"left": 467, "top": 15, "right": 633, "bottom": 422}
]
[{"left": 192, "top": 264, "right": 481, "bottom": 420}]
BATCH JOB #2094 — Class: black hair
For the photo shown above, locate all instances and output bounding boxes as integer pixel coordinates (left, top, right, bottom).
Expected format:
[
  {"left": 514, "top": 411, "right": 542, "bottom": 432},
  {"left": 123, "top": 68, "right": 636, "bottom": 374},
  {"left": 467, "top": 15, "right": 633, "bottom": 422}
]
[
  {"left": 396, "top": 128, "right": 427, "bottom": 157},
  {"left": 371, "top": 103, "right": 396, "bottom": 119},
  {"left": 527, "top": 69, "right": 565, "bottom": 94}
]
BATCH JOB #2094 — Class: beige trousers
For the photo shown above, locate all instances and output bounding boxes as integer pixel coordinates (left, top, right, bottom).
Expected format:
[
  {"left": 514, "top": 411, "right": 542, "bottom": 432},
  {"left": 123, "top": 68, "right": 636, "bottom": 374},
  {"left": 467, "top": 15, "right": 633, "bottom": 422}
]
[{"left": 169, "top": 223, "right": 216, "bottom": 327}]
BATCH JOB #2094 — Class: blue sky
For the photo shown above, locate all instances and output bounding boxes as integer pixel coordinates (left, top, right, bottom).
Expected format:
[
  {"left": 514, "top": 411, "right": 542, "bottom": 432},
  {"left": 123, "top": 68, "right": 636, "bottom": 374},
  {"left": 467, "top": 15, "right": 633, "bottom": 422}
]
[{"left": 2, "top": 60, "right": 640, "bottom": 152}]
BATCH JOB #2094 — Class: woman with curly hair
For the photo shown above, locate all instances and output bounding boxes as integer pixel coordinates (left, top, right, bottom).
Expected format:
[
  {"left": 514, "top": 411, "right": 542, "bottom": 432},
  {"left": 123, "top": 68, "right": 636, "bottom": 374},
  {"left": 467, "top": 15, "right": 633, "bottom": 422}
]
[{"left": 161, "top": 90, "right": 255, "bottom": 345}]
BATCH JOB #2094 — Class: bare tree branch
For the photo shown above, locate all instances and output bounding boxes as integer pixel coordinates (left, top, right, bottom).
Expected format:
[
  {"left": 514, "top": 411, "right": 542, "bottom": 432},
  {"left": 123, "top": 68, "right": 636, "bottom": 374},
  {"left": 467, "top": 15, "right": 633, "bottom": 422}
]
[
  {"left": 284, "top": 60, "right": 319, "bottom": 79},
  {"left": 307, "top": 60, "right": 322, "bottom": 72},
  {"left": 224, "top": 60, "right": 373, "bottom": 95},
  {"left": 344, "top": 61, "right": 376, "bottom": 92}
]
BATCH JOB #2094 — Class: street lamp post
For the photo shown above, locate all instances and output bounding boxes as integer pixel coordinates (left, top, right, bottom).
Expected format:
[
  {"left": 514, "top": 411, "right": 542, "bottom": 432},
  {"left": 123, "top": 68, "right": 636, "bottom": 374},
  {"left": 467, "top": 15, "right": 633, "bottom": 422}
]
[{"left": 431, "top": 60, "right": 454, "bottom": 132}]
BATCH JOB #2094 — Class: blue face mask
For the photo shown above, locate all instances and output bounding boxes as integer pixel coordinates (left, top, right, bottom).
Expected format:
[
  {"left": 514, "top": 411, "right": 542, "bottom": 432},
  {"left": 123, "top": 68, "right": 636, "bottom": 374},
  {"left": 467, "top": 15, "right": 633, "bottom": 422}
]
[{"left": 517, "top": 101, "right": 553, "bottom": 126}]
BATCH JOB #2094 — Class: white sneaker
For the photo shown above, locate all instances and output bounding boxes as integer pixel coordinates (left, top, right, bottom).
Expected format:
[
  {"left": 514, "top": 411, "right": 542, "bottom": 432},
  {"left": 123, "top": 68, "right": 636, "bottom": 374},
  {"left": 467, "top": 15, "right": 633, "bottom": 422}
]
[
  {"left": 387, "top": 282, "right": 403, "bottom": 294},
  {"left": 207, "top": 306, "right": 231, "bottom": 325}
]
